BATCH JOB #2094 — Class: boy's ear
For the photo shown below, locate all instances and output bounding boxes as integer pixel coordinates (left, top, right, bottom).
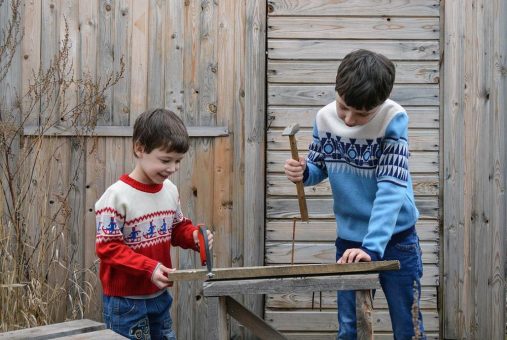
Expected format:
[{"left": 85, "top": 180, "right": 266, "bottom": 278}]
[{"left": 133, "top": 142, "right": 144, "bottom": 158}]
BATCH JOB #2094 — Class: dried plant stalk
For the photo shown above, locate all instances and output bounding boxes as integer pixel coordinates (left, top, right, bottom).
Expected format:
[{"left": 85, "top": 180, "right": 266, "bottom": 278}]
[{"left": 0, "top": 0, "right": 124, "bottom": 331}]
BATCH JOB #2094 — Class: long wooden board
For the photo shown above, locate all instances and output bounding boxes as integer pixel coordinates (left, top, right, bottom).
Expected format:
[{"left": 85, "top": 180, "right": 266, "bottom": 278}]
[{"left": 170, "top": 261, "right": 399, "bottom": 281}]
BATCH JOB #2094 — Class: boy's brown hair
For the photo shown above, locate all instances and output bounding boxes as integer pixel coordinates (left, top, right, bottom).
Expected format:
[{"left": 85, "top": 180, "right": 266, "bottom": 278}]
[
  {"left": 335, "top": 49, "right": 395, "bottom": 111},
  {"left": 132, "top": 108, "right": 189, "bottom": 155}
]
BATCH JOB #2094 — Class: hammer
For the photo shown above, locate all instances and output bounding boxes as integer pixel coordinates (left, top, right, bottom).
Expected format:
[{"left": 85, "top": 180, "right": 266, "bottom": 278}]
[{"left": 282, "top": 123, "right": 309, "bottom": 222}]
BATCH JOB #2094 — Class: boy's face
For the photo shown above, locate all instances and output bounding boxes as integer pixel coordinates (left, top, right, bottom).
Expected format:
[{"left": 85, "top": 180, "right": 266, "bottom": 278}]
[
  {"left": 132, "top": 144, "right": 185, "bottom": 185},
  {"left": 336, "top": 93, "right": 379, "bottom": 127}
]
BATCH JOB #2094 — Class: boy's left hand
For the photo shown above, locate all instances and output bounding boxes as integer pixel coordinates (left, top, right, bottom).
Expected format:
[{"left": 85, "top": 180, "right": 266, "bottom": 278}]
[
  {"left": 193, "top": 229, "right": 214, "bottom": 250},
  {"left": 337, "top": 248, "right": 371, "bottom": 264}
]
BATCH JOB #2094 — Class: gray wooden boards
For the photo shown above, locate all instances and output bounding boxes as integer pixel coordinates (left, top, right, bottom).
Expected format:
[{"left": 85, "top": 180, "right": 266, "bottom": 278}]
[
  {"left": 170, "top": 261, "right": 399, "bottom": 282},
  {"left": 0, "top": 319, "right": 108, "bottom": 340}
]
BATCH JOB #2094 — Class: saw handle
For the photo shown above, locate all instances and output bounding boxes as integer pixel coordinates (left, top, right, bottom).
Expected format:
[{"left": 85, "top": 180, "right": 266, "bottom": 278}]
[{"left": 197, "top": 225, "right": 207, "bottom": 266}]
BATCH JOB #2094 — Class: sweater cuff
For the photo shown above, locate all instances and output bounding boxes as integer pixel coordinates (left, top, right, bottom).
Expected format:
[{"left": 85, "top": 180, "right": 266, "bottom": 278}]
[
  {"left": 360, "top": 247, "right": 381, "bottom": 261},
  {"left": 151, "top": 262, "right": 162, "bottom": 283},
  {"left": 302, "top": 166, "right": 309, "bottom": 183}
]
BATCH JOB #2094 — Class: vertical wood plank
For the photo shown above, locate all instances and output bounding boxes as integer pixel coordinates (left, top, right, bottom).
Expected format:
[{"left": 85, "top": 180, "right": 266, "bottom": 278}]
[
  {"left": 443, "top": 0, "right": 507, "bottom": 338},
  {"left": 356, "top": 291, "right": 373, "bottom": 340},
  {"left": 113, "top": 0, "right": 132, "bottom": 125},
  {"left": 79, "top": 0, "right": 101, "bottom": 321},
  {"left": 84, "top": 137, "right": 106, "bottom": 320},
  {"left": 243, "top": 0, "right": 266, "bottom": 327},
  {"left": 147, "top": 0, "right": 166, "bottom": 108},
  {"left": 165, "top": 0, "right": 184, "bottom": 115},
  {"left": 97, "top": 0, "right": 114, "bottom": 125},
  {"left": 207, "top": 297, "right": 228, "bottom": 340},
  {"left": 130, "top": 0, "right": 148, "bottom": 119},
  {"left": 21, "top": 0, "right": 41, "bottom": 125},
  {"left": 489, "top": 0, "right": 507, "bottom": 337}
]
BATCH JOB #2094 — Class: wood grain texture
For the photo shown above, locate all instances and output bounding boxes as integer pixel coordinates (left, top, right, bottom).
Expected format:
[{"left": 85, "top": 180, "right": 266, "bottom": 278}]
[
  {"left": 203, "top": 274, "right": 381, "bottom": 296},
  {"left": 267, "top": 0, "right": 440, "bottom": 17},
  {"left": 268, "top": 61, "right": 439, "bottom": 84},
  {"left": 170, "top": 261, "right": 399, "bottom": 282},
  {"left": 268, "top": 17, "right": 439, "bottom": 40},
  {"left": 442, "top": 0, "right": 507, "bottom": 338},
  {"left": 268, "top": 40, "right": 439, "bottom": 61}
]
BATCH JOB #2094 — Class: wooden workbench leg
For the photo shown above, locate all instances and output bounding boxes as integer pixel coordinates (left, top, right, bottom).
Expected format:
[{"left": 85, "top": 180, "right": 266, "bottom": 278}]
[
  {"left": 356, "top": 290, "right": 373, "bottom": 340},
  {"left": 207, "top": 296, "right": 228, "bottom": 340}
]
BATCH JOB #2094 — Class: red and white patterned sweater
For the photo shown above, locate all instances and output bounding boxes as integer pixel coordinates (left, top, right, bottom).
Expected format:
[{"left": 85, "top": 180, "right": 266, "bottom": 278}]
[{"left": 95, "top": 174, "right": 198, "bottom": 296}]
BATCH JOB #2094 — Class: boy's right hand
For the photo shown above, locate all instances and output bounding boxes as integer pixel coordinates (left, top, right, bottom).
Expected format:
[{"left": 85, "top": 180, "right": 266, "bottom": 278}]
[
  {"left": 284, "top": 156, "right": 306, "bottom": 183},
  {"left": 151, "top": 263, "right": 176, "bottom": 289}
]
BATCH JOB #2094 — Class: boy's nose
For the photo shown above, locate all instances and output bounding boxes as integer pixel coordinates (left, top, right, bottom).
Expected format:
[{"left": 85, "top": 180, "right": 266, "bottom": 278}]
[{"left": 344, "top": 114, "right": 355, "bottom": 127}]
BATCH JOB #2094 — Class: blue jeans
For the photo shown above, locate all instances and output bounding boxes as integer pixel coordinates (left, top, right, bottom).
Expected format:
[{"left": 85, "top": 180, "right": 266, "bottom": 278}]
[
  {"left": 335, "top": 227, "right": 425, "bottom": 340},
  {"left": 103, "top": 290, "right": 177, "bottom": 340}
]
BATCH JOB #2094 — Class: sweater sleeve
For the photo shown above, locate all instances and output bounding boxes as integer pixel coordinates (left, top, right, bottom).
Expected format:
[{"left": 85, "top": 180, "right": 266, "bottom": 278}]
[
  {"left": 361, "top": 112, "right": 410, "bottom": 260},
  {"left": 303, "top": 121, "right": 329, "bottom": 186},
  {"left": 95, "top": 191, "right": 159, "bottom": 278},
  {"left": 170, "top": 193, "right": 199, "bottom": 250}
]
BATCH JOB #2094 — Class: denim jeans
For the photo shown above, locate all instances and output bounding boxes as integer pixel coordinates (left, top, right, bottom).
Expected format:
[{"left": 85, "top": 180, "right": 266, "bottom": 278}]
[
  {"left": 335, "top": 228, "right": 425, "bottom": 340},
  {"left": 103, "top": 290, "right": 177, "bottom": 340}
]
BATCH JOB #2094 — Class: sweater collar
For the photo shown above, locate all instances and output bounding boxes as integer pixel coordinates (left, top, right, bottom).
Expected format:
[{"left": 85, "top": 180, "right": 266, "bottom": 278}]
[{"left": 120, "top": 174, "right": 163, "bottom": 193}]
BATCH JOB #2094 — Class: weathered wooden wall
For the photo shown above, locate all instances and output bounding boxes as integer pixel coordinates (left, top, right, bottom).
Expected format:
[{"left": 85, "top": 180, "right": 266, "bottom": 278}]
[
  {"left": 3, "top": 0, "right": 265, "bottom": 339},
  {"left": 265, "top": 0, "right": 441, "bottom": 338},
  {"left": 442, "top": 0, "right": 507, "bottom": 339}
]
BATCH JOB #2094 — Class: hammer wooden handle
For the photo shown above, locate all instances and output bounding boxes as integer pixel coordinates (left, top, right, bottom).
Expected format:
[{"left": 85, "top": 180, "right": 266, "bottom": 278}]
[{"left": 288, "top": 135, "right": 309, "bottom": 221}]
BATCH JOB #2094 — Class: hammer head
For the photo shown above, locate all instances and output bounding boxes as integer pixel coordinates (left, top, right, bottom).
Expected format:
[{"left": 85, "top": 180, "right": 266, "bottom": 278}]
[{"left": 282, "top": 123, "right": 300, "bottom": 136}]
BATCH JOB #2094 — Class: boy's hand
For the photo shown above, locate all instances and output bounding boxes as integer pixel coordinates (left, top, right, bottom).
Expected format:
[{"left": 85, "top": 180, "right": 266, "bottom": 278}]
[
  {"left": 284, "top": 156, "right": 306, "bottom": 183},
  {"left": 151, "top": 263, "right": 176, "bottom": 289},
  {"left": 337, "top": 248, "right": 371, "bottom": 264},
  {"left": 193, "top": 229, "right": 214, "bottom": 250}
]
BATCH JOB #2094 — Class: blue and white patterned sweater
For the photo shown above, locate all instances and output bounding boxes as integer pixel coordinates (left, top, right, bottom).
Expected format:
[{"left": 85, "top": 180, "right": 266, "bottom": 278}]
[{"left": 303, "top": 99, "right": 419, "bottom": 260}]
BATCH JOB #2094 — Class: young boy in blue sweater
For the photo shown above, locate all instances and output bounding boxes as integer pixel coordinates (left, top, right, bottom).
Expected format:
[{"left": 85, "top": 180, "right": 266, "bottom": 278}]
[{"left": 284, "top": 49, "right": 425, "bottom": 339}]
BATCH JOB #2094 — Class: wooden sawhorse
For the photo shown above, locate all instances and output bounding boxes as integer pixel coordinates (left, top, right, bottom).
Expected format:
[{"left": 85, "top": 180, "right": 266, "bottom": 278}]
[{"left": 204, "top": 273, "right": 382, "bottom": 340}]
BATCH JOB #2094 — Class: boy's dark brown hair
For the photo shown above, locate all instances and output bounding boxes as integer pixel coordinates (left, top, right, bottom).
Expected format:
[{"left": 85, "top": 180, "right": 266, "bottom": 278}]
[
  {"left": 335, "top": 49, "right": 395, "bottom": 111},
  {"left": 132, "top": 108, "right": 189, "bottom": 155}
]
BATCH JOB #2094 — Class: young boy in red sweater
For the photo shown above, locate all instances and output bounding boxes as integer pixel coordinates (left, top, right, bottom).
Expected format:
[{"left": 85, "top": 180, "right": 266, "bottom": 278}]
[{"left": 95, "top": 108, "right": 213, "bottom": 339}]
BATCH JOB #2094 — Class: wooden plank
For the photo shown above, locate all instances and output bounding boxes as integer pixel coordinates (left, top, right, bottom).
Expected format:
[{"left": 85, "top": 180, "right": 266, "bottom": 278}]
[
  {"left": 265, "top": 241, "right": 438, "bottom": 265},
  {"left": 266, "top": 0, "right": 440, "bottom": 17},
  {"left": 266, "top": 286, "right": 437, "bottom": 310},
  {"left": 265, "top": 310, "right": 439, "bottom": 332},
  {"left": 265, "top": 219, "right": 439, "bottom": 242},
  {"left": 113, "top": 0, "right": 132, "bottom": 125},
  {"left": 83, "top": 137, "right": 106, "bottom": 320},
  {"left": 267, "top": 106, "right": 440, "bottom": 129},
  {"left": 267, "top": 128, "right": 439, "bottom": 151},
  {"left": 279, "top": 332, "right": 440, "bottom": 340},
  {"left": 267, "top": 151, "right": 439, "bottom": 174},
  {"left": 225, "top": 297, "right": 287, "bottom": 340},
  {"left": 207, "top": 297, "right": 228, "bottom": 340},
  {"left": 23, "top": 125, "right": 229, "bottom": 137},
  {"left": 97, "top": 0, "right": 114, "bottom": 124},
  {"left": 266, "top": 197, "right": 438, "bottom": 219},
  {"left": 170, "top": 261, "right": 399, "bottom": 282},
  {"left": 21, "top": 0, "right": 41, "bottom": 125},
  {"left": 165, "top": 0, "right": 184, "bottom": 114},
  {"left": 244, "top": 0, "right": 267, "bottom": 329},
  {"left": 56, "top": 329, "right": 126, "bottom": 339},
  {"left": 203, "top": 274, "right": 380, "bottom": 296},
  {"left": 0, "top": 319, "right": 104, "bottom": 340},
  {"left": 267, "top": 174, "right": 439, "bottom": 196},
  {"left": 268, "top": 40, "right": 439, "bottom": 61},
  {"left": 129, "top": 0, "right": 148, "bottom": 118},
  {"left": 355, "top": 290, "right": 373, "bottom": 340},
  {"left": 146, "top": 0, "right": 166, "bottom": 108},
  {"left": 268, "top": 84, "right": 439, "bottom": 106},
  {"left": 268, "top": 61, "right": 439, "bottom": 84},
  {"left": 268, "top": 17, "right": 439, "bottom": 40}
]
